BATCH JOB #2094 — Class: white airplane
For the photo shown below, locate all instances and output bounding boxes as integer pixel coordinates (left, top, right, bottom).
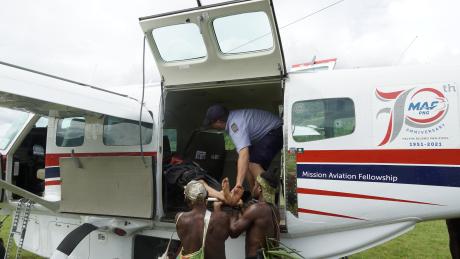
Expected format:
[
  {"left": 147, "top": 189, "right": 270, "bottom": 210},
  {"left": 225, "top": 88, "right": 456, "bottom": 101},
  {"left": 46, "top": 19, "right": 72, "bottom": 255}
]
[{"left": 0, "top": 0, "right": 459, "bottom": 258}]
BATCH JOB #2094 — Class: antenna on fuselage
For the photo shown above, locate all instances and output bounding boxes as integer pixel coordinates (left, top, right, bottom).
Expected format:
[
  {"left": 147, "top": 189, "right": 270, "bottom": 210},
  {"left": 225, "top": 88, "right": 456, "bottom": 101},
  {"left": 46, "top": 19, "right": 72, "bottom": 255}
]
[
  {"left": 395, "top": 35, "right": 418, "bottom": 65},
  {"left": 196, "top": 0, "right": 202, "bottom": 7}
]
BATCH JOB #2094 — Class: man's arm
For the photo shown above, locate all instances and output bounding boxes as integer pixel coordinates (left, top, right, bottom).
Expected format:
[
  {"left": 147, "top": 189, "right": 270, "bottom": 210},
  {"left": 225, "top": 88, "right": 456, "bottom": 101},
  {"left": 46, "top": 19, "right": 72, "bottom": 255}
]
[
  {"left": 229, "top": 205, "right": 256, "bottom": 238},
  {"left": 199, "top": 180, "right": 226, "bottom": 201},
  {"left": 236, "top": 147, "right": 250, "bottom": 187},
  {"left": 214, "top": 201, "right": 232, "bottom": 239}
]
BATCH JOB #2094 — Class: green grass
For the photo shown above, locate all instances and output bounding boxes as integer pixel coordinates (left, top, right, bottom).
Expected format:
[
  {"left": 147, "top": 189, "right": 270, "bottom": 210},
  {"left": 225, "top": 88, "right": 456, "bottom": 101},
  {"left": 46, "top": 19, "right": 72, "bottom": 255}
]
[
  {"left": 351, "top": 220, "right": 450, "bottom": 258},
  {"left": 0, "top": 217, "right": 451, "bottom": 258},
  {"left": 0, "top": 217, "right": 44, "bottom": 259}
]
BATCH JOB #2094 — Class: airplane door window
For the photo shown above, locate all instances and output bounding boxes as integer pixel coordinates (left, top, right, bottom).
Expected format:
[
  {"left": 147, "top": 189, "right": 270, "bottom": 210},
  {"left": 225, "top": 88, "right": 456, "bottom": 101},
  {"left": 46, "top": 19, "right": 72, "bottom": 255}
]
[
  {"left": 152, "top": 23, "right": 207, "bottom": 62},
  {"left": 292, "top": 98, "right": 355, "bottom": 142},
  {"left": 103, "top": 116, "right": 153, "bottom": 146},
  {"left": 56, "top": 117, "right": 85, "bottom": 147},
  {"left": 213, "top": 12, "right": 274, "bottom": 54}
]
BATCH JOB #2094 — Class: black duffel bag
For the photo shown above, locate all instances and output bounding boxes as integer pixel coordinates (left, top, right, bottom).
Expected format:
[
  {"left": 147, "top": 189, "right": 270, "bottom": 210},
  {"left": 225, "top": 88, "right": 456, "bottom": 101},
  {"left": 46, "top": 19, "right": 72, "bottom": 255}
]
[{"left": 164, "top": 161, "right": 221, "bottom": 191}]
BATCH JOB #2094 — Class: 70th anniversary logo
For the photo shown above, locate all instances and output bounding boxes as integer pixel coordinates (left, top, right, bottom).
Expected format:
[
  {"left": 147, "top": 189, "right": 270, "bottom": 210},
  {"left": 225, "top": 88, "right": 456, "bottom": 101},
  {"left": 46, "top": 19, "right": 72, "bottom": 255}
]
[{"left": 375, "top": 84, "right": 457, "bottom": 147}]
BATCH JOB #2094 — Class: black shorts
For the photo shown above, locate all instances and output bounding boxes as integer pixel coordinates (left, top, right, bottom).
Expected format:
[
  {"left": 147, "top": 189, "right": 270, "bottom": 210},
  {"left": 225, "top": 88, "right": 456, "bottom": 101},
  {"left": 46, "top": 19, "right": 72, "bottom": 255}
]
[{"left": 249, "top": 126, "right": 283, "bottom": 170}]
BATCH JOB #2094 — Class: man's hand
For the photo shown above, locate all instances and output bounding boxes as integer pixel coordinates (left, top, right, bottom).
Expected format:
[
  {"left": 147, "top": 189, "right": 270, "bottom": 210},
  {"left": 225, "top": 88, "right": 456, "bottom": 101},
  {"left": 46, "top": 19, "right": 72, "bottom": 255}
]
[
  {"left": 228, "top": 184, "right": 244, "bottom": 206},
  {"left": 221, "top": 178, "right": 244, "bottom": 206},
  {"left": 231, "top": 184, "right": 244, "bottom": 198}
]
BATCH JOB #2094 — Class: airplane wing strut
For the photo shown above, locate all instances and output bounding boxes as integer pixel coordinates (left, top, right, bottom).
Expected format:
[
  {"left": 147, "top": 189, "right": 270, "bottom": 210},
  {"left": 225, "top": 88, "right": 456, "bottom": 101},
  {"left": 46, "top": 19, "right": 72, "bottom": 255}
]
[{"left": 0, "top": 180, "right": 59, "bottom": 212}]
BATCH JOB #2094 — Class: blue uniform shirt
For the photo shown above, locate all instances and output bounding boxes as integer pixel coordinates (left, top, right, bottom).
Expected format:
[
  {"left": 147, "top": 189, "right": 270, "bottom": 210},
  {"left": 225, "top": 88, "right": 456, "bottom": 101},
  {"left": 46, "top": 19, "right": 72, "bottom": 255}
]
[{"left": 225, "top": 109, "right": 282, "bottom": 152}]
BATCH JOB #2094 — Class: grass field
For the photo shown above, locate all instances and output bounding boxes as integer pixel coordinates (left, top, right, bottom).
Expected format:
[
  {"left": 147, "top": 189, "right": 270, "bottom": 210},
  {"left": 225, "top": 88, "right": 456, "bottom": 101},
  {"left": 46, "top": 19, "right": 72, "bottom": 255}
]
[
  {"left": 351, "top": 220, "right": 451, "bottom": 258},
  {"left": 0, "top": 218, "right": 451, "bottom": 258},
  {"left": 0, "top": 217, "right": 44, "bottom": 259}
]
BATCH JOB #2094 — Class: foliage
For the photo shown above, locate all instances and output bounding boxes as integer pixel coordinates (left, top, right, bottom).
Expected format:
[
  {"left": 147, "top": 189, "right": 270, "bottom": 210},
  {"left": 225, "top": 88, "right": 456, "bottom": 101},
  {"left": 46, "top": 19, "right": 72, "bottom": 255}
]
[{"left": 263, "top": 238, "right": 305, "bottom": 259}]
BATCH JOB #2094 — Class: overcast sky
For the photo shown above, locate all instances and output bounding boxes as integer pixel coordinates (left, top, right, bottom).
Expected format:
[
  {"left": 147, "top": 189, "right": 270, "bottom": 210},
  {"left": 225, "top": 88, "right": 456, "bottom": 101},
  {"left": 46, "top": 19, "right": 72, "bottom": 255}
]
[{"left": 1, "top": 0, "right": 459, "bottom": 89}]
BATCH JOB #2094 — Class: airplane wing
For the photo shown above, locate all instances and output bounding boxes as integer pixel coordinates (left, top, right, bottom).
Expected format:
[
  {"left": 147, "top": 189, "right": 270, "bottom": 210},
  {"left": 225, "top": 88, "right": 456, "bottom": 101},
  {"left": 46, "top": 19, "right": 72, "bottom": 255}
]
[{"left": 0, "top": 61, "right": 152, "bottom": 122}]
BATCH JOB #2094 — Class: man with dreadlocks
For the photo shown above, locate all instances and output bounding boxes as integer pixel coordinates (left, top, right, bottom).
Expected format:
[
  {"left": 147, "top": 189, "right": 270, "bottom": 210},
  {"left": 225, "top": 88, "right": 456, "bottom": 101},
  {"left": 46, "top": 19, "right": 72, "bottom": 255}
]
[
  {"left": 175, "top": 180, "right": 230, "bottom": 259},
  {"left": 229, "top": 169, "right": 280, "bottom": 259}
]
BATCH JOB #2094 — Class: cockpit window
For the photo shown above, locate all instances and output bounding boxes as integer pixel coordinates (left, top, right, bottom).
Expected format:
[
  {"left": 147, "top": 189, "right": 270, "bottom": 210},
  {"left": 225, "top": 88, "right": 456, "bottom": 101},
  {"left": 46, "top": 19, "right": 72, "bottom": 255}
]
[
  {"left": 213, "top": 12, "right": 274, "bottom": 54},
  {"left": 152, "top": 23, "right": 207, "bottom": 62},
  {"left": 35, "top": 117, "right": 48, "bottom": 128},
  {"left": 56, "top": 117, "right": 85, "bottom": 147},
  {"left": 103, "top": 116, "right": 153, "bottom": 146},
  {"left": 0, "top": 108, "right": 30, "bottom": 151}
]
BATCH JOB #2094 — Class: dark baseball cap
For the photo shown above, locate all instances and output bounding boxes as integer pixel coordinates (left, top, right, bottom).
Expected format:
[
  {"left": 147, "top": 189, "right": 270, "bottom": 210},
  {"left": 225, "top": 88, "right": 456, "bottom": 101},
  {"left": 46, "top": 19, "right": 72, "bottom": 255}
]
[{"left": 203, "top": 104, "right": 228, "bottom": 126}]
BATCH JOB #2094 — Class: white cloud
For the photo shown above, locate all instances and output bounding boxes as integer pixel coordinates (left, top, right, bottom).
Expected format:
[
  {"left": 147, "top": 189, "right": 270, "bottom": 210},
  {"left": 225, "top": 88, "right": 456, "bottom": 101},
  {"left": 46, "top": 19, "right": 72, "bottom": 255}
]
[
  {"left": 1, "top": 0, "right": 459, "bottom": 88},
  {"left": 277, "top": 0, "right": 460, "bottom": 68}
]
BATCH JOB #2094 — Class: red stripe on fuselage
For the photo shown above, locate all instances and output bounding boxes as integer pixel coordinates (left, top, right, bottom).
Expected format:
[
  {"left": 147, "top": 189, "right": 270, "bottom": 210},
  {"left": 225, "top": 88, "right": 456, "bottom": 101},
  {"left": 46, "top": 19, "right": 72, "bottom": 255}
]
[
  {"left": 296, "top": 149, "right": 460, "bottom": 165},
  {"left": 45, "top": 180, "right": 61, "bottom": 186},
  {"left": 45, "top": 152, "right": 157, "bottom": 167},
  {"left": 298, "top": 208, "right": 365, "bottom": 220},
  {"left": 297, "top": 188, "right": 440, "bottom": 205}
]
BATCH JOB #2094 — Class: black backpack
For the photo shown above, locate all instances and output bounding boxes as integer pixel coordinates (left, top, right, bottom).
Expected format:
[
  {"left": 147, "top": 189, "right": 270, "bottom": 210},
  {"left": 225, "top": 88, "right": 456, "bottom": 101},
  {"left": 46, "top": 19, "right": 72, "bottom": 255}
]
[{"left": 164, "top": 161, "right": 221, "bottom": 191}]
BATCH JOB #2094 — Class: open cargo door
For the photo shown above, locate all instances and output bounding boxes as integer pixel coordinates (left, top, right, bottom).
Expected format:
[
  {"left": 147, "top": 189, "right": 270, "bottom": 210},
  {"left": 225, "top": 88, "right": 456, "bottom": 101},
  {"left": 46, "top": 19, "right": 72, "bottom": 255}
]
[
  {"left": 0, "top": 62, "right": 156, "bottom": 217},
  {"left": 139, "top": 0, "right": 286, "bottom": 87}
]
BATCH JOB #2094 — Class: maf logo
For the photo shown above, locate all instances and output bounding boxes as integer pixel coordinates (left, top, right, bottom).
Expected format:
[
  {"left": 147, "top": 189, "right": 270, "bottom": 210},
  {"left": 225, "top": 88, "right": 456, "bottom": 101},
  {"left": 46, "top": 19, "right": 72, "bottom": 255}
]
[
  {"left": 406, "top": 88, "right": 448, "bottom": 126},
  {"left": 375, "top": 87, "right": 449, "bottom": 146}
]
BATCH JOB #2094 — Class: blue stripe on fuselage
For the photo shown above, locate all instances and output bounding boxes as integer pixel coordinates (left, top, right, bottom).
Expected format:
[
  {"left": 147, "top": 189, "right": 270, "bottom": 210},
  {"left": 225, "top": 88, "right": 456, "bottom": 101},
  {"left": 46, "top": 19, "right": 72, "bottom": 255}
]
[
  {"left": 297, "top": 163, "right": 460, "bottom": 187},
  {"left": 45, "top": 167, "right": 60, "bottom": 178}
]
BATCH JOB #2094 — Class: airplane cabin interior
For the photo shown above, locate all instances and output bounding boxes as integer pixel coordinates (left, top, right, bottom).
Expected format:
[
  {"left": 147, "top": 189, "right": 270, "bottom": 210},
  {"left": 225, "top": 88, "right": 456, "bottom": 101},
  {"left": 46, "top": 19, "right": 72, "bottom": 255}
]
[
  {"left": 11, "top": 118, "right": 48, "bottom": 199},
  {"left": 161, "top": 82, "right": 284, "bottom": 218}
]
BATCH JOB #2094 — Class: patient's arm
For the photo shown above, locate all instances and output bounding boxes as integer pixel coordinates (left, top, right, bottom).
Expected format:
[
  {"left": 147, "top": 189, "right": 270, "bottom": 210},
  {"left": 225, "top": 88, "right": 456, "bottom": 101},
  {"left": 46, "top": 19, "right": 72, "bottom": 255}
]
[
  {"left": 200, "top": 178, "right": 243, "bottom": 206},
  {"left": 199, "top": 180, "right": 226, "bottom": 201}
]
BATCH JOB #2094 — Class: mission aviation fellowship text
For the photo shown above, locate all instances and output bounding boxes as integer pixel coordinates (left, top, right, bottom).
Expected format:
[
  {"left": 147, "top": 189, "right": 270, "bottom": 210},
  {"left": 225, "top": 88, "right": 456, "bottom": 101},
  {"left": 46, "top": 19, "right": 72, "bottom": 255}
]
[{"left": 302, "top": 171, "right": 399, "bottom": 183}]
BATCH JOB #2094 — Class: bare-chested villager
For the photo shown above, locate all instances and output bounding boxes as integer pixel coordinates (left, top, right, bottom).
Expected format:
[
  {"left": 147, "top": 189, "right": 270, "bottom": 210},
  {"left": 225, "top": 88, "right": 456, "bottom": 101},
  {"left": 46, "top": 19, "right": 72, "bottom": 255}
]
[
  {"left": 229, "top": 171, "right": 280, "bottom": 259},
  {"left": 175, "top": 180, "right": 230, "bottom": 259}
]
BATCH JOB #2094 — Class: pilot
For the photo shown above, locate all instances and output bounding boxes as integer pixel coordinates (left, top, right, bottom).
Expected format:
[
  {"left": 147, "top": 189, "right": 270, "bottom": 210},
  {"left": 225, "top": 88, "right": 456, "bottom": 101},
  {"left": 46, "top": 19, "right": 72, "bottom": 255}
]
[{"left": 203, "top": 104, "right": 283, "bottom": 205}]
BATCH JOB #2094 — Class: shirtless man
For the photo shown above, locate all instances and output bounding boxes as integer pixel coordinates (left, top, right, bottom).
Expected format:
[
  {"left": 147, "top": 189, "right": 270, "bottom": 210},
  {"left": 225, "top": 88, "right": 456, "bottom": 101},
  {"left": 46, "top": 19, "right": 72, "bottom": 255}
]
[
  {"left": 175, "top": 180, "right": 230, "bottom": 259},
  {"left": 206, "top": 201, "right": 231, "bottom": 258},
  {"left": 229, "top": 171, "right": 280, "bottom": 259}
]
